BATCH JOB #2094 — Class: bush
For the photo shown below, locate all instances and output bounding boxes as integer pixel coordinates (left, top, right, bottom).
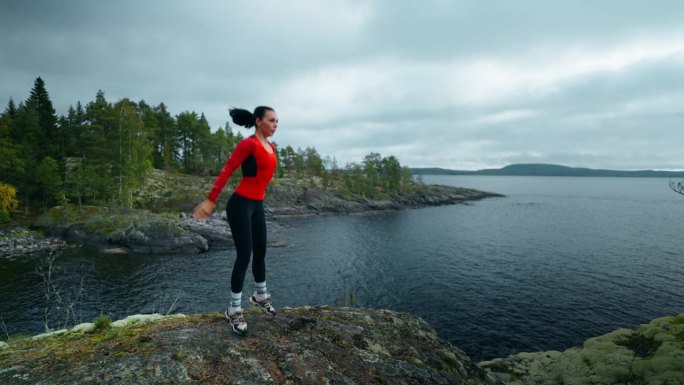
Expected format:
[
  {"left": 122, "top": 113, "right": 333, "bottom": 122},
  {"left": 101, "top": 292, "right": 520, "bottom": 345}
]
[{"left": 0, "top": 182, "right": 19, "bottom": 222}]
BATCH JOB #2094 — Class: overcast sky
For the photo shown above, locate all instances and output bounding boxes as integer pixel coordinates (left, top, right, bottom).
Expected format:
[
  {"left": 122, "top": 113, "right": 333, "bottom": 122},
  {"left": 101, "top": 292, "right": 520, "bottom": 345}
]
[{"left": 2, "top": 1, "right": 683, "bottom": 170}]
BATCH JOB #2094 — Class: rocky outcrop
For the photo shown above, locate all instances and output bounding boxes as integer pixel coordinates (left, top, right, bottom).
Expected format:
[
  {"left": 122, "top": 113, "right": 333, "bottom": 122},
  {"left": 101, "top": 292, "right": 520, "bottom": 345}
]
[
  {"left": 180, "top": 211, "right": 234, "bottom": 249},
  {"left": 0, "top": 227, "right": 70, "bottom": 258},
  {"left": 31, "top": 206, "right": 210, "bottom": 255},
  {"left": 14, "top": 171, "right": 502, "bottom": 257},
  {"left": 24, "top": 206, "right": 285, "bottom": 256},
  {"left": 0, "top": 306, "right": 497, "bottom": 385},
  {"left": 132, "top": 170, "right": 503, "bottom": 217},
  {"left": 264, "top": 180, "right": 503, "bottom": 217},
  {"left": 478, "top": 313, "right": 684, "bottom": 385},
  {"left": 18, "top": 177, "right": 501, "bottom": 256}
]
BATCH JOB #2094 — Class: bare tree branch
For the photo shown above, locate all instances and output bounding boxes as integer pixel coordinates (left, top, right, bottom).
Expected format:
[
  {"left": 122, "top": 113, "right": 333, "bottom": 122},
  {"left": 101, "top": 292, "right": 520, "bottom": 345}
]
[
  {"left": 35, "top": 250, "right": 88, "bottom": 332},
  {"left": 36, "top": 251, "right": 56, "bottom": 332},
  {"left": 669, "top": 179, "right": 684, "bottom": 196},
  {"left": 166, "top": 295, "right": 182, "bottom": 316}
]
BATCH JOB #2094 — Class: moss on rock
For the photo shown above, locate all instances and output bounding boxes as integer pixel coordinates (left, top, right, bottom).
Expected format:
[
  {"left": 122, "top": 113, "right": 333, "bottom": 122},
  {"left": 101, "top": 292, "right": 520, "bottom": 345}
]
[
  {"left": 32, "top": 206, "right": 209, "bottom": 255},
  {"left": 479, "top": 313, "right": 684, "bottom": 385},
  {"left": 0, "top": 307, "right": 496, "bottom": 385}
]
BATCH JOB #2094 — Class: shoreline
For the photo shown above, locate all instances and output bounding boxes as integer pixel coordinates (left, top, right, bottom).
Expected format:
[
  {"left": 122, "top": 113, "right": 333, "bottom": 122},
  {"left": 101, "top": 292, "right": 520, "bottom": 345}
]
[{"left": 2, "top": 183, "right": 503, "bottom": 258}]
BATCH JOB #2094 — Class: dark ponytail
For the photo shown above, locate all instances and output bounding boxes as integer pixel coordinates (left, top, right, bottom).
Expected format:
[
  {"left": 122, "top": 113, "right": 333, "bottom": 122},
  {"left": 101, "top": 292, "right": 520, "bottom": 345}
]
[{"left": 229, "top": 106, "right": 274, "bottom": 129}]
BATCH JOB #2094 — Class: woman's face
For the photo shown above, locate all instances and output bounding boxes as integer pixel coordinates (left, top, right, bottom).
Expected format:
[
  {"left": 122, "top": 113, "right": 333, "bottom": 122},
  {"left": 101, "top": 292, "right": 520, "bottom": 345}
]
[{"left": 257, "top": 110, "right": 278, "bottom": 138}]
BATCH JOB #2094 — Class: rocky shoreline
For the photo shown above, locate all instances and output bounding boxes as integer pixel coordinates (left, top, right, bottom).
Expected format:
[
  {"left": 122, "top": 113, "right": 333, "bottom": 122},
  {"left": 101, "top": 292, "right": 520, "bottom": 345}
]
[
  {"left": 264, "top": 180, "right": 502, "bottom": 217},
  {"left": 1, "top": 182, "right": 502, "bottom": 258},
  {"left": 0, "top": 227, "right": 71, "bottom": 259}
]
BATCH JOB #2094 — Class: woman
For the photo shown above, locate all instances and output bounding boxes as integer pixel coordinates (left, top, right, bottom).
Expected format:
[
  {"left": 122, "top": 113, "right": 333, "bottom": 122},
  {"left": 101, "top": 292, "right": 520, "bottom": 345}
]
[{"left": 193, "top": 106, "right": 278, "bottom": 335}]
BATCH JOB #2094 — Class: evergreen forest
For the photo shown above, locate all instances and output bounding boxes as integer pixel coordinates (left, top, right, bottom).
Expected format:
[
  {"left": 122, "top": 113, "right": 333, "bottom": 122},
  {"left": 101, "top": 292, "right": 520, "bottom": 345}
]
[{"left": 0, "top": 77, "right": 415, "bottom": 221}]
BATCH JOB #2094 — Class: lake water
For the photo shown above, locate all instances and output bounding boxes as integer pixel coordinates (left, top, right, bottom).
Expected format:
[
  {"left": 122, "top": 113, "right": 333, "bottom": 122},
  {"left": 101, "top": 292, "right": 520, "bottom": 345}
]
[{"left": 1, "top": 176, "right": 683, "bottom": 360}]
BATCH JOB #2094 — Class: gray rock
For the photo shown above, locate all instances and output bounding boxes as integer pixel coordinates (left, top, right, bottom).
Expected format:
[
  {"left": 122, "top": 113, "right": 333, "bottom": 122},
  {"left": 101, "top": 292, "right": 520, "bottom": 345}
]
[
  {"left": 1, "top": 307, "right": 496, "bottom": 384},
  {"left": 181, "top": 212, "right": 234, "bottom": 249},
  {"left": 0, "top": 227, "right": 70, "bottom": 258},
  {"left": 32, "top": 207, "right": 210, "bottom": 255}
]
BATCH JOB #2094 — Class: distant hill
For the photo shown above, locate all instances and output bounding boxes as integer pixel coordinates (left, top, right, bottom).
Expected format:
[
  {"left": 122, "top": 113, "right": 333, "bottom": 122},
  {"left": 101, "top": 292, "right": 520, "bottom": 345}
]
[{"left": 411, "top": 163, "right": 684, "bottom": 178}]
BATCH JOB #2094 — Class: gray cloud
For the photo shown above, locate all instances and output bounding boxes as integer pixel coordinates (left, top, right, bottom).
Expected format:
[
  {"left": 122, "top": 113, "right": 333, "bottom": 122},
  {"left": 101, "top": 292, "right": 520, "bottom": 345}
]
[{"left": 1, "top": 0, "right": 683, "bottom": 170}]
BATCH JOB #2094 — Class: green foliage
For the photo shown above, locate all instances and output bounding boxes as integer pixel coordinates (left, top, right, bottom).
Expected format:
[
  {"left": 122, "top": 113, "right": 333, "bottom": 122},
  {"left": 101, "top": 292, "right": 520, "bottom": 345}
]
[
  {"left": 5, "top": 77, "right": 418, "bottom": 216},
  {"left": 112, "top": 99, "right": 153, "bottom": 208},
  {"left": 0, "top": 182, "right": 20, "bottom": 222},
  {"left": 177, "top": 111, "right": 211, "bottom": 174},
  {"left": 0, "top": 115, "right": 25, "bottom": 188},
  {"left": 26, "top": 77, "right": 59, "bottom": 160},
  {"left": 304, "top": 146, "right": 325, "bottom": 178},
  {"left": 3, "top": 98, "right": 17, "bottom": 117},
  {"left": 153, "top": 102, "right": 180, "bottom": 171},
  {"left": 93, "top": 315, "right": 112, "bottom": 331},
  {"left": 35, "top": 156, "right": 64, "bottom": 210}
]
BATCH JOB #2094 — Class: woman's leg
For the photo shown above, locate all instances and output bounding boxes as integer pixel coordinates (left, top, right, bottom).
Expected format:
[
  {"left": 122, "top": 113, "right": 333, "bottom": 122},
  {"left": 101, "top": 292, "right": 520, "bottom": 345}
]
[
  {"left": 248, "top": 201, "right": 276, "bottom": 315},
  {"left": 251, "top": 200, "right": 267, "bottom": 285},
  {"left": 226, "top": 194, "right": 253, "bottom": 303},
  {"left": 224, "top": 193, "right": 253, "bottom": 333}
]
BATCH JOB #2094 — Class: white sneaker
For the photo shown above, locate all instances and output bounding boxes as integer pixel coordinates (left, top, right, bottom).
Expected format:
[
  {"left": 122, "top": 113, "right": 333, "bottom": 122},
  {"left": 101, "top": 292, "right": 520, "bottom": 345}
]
[
  {"left": 250, "top": 292, "right": 276, "bottom": 315},
  {"left": 225, "top": 310, "right": 248, "bottom": 334}
]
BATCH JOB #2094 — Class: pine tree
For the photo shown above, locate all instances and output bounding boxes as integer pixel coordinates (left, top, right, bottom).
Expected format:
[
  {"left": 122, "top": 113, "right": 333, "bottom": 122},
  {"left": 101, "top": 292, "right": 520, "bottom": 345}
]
[
  {"left": 0, "top": 114, "right": 25, "bottom": 187},
  {"left": 381, "top": 155, "right": 402, "bottom": 192},
  {"left": 83, "top": 90, "right": 116, "bottom": 204},
  {"left": 26, "top": 77, "right": 59, "bottom": 160},
  {"left": 210, "top": 128, "right": 226, "bottom": 175},
  {"left": 12, "top": 104, "right": 42, "bottom": 210},
  {"left": 3, "top": 98, "right": 17, "bottom": 117},
  {"left": 176, "top": 111, "right": 195, "bottom": 173},
  {"left": 112, "top": 98, "right": 153, "bottom": 208},
  {"left": 293, "top": 147, "right": 306, "bottom": 176},
  {"left": 197, "top": 113, "right": 214, "bottom": 174},
  {"left": 137, "top": 100, "right": 159, "bottom": 168},
  {"left": 35, "top": 156, "right": 63, "bottom": 211},
  {"left": 153, "top": 102, "right": 179, "bottom": 171},
  {"left": 176, "top": 111, "right": 210, "bottom": 173},
  {"left": 363, "top": 152, "right": 382, "bottom": 194}
]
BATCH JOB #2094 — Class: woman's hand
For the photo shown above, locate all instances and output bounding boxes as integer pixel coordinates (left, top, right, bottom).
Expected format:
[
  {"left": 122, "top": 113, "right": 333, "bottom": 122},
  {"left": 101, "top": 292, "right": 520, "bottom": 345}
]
[{"left": 193, "top": 199, "right": 216, "bottom": 220}]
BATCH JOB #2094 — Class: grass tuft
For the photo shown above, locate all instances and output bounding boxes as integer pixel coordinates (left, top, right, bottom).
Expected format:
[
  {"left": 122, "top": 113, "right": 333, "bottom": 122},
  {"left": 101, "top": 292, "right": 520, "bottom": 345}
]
[{"left": 93, "top": 315, "right": 112, "bottom": 331}]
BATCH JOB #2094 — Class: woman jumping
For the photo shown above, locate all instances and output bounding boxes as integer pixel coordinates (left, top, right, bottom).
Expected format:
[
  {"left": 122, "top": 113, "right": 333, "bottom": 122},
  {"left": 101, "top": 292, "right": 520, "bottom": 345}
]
[{"left": 193, "top": 106, "right": 278, "bottom": 335}]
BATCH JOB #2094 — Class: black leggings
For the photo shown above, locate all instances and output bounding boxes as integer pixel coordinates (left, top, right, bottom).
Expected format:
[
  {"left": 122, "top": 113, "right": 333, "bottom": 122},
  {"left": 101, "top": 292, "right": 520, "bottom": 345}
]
[{"left": 226, "top": 193, "right": 267, "bottom": 294}]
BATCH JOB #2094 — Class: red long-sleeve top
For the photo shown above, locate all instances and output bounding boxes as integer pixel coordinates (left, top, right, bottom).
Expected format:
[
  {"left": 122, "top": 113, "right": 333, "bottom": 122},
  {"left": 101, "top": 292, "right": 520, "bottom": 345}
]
[{"left": 208, "top": 135, "right": 277, "bottom": 202}]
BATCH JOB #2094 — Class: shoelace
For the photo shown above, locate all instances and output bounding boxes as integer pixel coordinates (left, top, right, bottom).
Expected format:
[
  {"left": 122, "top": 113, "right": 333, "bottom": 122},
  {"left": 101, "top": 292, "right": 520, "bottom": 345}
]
[
  {"left": 257, "top": 297, "right": 274, "bottom": 309},
  {"left": 230, "top": 313, "right": 245, "bottom": 325}
]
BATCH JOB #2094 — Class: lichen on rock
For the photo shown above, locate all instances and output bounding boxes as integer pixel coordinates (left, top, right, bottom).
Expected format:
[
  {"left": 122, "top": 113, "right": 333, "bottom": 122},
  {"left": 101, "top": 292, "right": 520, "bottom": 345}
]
[
  {"left": 478, "top": 313, "right": 684, "bottom": 385},
  {"left": 0, "top": 307, "right": 497, "bottom": 385},
  {"left": 31, "top": 206, "right": 211, "bottom": 255}
]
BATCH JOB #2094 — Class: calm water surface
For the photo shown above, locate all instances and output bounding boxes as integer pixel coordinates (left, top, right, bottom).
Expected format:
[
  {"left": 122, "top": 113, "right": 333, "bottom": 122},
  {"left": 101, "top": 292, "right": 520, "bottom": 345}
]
[{"left": 1, "top": 176, "right": 683, "bottom": 360}]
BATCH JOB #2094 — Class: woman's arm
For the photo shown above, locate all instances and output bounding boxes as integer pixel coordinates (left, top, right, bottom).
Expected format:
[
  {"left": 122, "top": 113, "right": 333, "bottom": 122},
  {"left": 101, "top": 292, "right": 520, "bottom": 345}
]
[
  {"left": 193, "top": 138, "right": 255, "bottom": 220},
  {"left": 193, "top": 199, "right": 216, "bottom": 220}
]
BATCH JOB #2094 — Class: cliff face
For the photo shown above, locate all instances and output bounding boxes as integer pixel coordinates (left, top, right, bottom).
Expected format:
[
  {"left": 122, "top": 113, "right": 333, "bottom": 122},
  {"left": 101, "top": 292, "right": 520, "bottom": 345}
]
[{"left": 0, "top": 306, "right": 497, "bottom": 385}]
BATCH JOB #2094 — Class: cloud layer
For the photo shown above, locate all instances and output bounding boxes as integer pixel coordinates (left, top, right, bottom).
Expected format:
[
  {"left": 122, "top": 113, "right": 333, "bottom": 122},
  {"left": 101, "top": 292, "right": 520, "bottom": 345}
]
[{"left": 2, "top": 0, "right": 683, "bottom": 170}]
